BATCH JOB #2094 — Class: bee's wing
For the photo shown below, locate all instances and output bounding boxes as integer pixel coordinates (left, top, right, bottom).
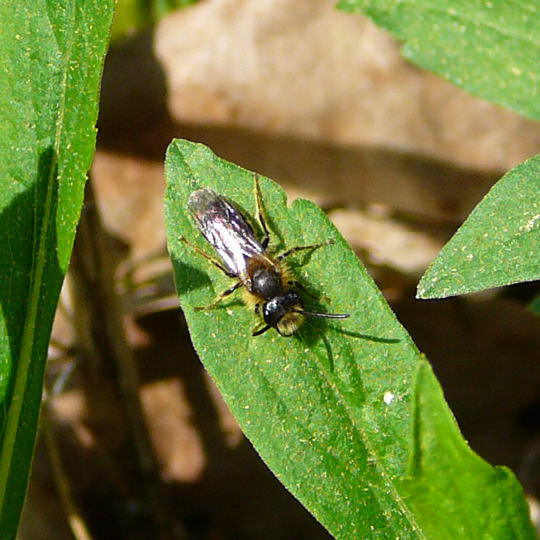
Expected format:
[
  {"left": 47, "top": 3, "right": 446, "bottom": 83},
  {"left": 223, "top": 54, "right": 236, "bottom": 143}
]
[{"left": 188, "top": 189, "right": 264, "bottom": 276}]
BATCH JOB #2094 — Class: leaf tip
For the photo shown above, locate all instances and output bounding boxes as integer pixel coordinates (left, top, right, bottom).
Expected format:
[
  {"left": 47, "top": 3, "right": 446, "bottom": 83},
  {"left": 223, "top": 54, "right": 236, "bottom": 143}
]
[{"left": 416, "top": 276, "right": 435, "bottom": 299}]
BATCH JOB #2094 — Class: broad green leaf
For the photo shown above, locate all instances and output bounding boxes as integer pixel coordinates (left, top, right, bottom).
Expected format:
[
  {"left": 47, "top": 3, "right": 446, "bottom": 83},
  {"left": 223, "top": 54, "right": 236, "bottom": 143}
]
[
  {"left": 418, "top": 155, "right": 540, "bottom": 298},
  {"left": 0, "top": 1, "right": 114, "bottom": 537},
  {"left": 165, "top": 139, "right": 535, "bottom": 539},
  {"left": 337, "top": 0, "right": 540, "bottom": 121},
  {"left": 401, "top": 359, "right": 534, "bottom": 540}
]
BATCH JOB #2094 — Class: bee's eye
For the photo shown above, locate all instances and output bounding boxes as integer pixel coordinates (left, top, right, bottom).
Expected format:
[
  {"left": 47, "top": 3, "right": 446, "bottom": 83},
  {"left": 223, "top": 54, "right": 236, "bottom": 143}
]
[{"left": 262, "top": 299, "right": 284, "bottom": 326}]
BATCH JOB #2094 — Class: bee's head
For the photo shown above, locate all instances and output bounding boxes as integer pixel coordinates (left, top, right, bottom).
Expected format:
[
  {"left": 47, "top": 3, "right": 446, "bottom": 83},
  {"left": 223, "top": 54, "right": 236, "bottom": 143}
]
[
  {"left": 261, "top": 292, "right": 304, "bottom": 337},
  {"left": 252, "top": 290, "right": 350, "bottom": 337}
]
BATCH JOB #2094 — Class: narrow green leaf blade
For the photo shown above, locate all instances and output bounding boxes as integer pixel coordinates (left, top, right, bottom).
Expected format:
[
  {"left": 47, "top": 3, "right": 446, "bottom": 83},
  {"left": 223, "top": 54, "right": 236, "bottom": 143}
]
[
  {"left": 165, "top": 139, "right": 535, "bottom": 538},
  {"left": 401, "top": 360, "right": 535, "bottom": 540},
  {"left": 0, "top": 1, "right": 114, "bottom": 537},
  {"left": 418, "top": 155, "right": 540, "bottom": 298},
  {"left": 337, "top": 0, "right": 540, "bottom": 121}
]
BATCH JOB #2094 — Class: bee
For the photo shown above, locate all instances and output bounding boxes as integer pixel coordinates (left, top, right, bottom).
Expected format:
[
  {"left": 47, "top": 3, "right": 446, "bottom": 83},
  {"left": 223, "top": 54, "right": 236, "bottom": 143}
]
[{"left": 180, "top": 176, "right": 350, "bottom": 337}]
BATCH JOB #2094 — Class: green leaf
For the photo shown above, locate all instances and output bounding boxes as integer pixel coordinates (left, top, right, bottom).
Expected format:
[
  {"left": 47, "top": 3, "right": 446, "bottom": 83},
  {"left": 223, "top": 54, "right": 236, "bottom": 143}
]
[
  {"left": 418, "top": 155, "right": 540, "bottom": 298},
  {"left": 0, "top": 1, "right": 114, "bottom": 537},
  {"left": 401, "top": 359, "right": 535, "bottom": 540},
  {"left": 165, "top": 139, "right": 535, "bottom": 538},
  {"left": 337, "top": 0, "right": 540, "bottom": 121}
]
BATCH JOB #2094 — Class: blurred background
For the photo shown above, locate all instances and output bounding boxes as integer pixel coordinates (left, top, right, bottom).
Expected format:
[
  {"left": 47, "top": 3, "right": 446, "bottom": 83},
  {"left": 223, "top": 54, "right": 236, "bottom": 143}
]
[{"left": 20, "top": 0, "right": 540, "bottom": 538}]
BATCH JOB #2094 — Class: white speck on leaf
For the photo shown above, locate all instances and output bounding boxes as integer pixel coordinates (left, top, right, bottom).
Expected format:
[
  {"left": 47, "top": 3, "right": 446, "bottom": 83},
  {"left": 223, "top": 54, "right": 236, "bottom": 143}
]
[
  {"left": 521, "top": 214, "right": 540, "bottom": 232},
  {"left": 383, "top": 391, "right": 395, "bottom": 405}
]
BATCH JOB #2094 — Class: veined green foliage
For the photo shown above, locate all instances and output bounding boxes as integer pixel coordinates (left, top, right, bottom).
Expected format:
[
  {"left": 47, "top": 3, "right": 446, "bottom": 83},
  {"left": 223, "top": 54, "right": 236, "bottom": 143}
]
[
  {"left": 418, "top": 155, "right": 540, "bottom": 298},
  {"left": 0, "top": 1, "right": 114, "bottom": 537},
  {"left": 165, "top": 139, "right": 535, "bottom": 539}
]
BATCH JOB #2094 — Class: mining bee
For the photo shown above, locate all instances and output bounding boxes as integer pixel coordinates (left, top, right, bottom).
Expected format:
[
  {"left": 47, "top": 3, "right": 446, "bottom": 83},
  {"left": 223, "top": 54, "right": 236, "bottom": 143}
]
[{"left": 180, "top": 176, "right": 350, "bottom": 337}]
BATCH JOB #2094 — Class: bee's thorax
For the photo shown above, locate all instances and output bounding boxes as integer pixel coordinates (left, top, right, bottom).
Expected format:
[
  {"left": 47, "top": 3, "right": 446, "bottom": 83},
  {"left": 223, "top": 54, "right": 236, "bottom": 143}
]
[{"left": 251, "top": 267, "right": 282, "bottom": 299}]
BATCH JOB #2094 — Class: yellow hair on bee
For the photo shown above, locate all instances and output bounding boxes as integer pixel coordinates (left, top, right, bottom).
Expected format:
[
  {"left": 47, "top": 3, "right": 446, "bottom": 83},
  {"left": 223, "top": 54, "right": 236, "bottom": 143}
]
[
  {"left": 242, "top": 288, "right": 261, "bottom": 309},
  {"left": 277, "top": 310, "right": 304, "bottom": 336},
  {"left": 277, "top": 259, "right": 294, "bottom": 287}
]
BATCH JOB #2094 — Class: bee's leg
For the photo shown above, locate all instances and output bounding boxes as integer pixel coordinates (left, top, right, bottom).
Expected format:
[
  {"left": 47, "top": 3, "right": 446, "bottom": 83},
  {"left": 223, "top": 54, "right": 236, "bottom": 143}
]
[
  {"left": 253, "top": 174, "right": 271, "bottom": 249},
  {"left": 194, "top": 281, "right": 242, "bottom": 311},
  {"left": 252, "top": 324, "right": 271, "bottom": 336},
  {"left": 276, "top": 240, "right": 334, "bottom": 262},
  {"left": 180, "top": 236, "right": 235, "bottom": 278},
  {"left": 252, "top": 304, "right": 270, "bottom": 335}
]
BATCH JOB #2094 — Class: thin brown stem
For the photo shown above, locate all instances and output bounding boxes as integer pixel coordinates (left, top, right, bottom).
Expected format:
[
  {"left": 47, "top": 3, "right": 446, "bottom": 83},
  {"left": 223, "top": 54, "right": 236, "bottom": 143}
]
[
  {"left": 68, "top": 180, "right": 182, "bottom": 538},
  {"left": 42, "top": 404, "right": 93, "bottom": 540}
]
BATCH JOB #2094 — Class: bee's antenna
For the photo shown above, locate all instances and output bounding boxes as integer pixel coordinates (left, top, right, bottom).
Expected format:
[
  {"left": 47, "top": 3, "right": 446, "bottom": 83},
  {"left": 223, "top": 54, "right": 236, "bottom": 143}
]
[{"left": 294, "top": 310, "right": 350, "bottom": 320}]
